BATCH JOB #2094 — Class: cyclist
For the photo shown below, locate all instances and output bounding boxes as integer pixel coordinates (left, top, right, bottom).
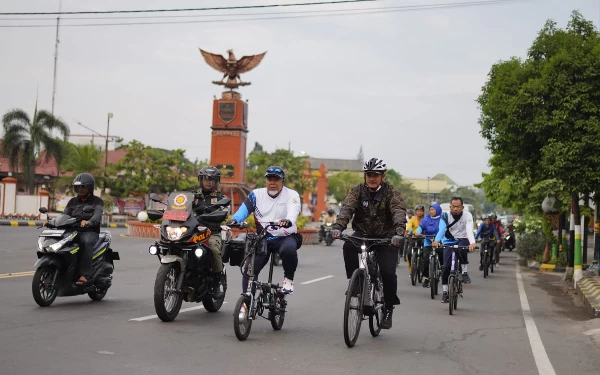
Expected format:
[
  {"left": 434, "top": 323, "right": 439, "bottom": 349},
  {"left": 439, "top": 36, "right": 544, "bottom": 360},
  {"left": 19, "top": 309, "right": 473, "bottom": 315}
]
[
  {"left": 227, "top": 166, "right": 301, "bottom": 295},
  {"left": 405, "top": 205, "right": 426, "bottom": 271},
  {"left": 475, "top": 215, "right": 500, "bottom": 271},
  {"left": 402, "top": 209, "right": 415, "bottom": 261},
  {"left": 491, "top": 214, "right": 504, "bottom": 266},
  {"left": 332, "top": 157, "right": 407, "bottom": 329},
  {"left": 432, "top": 197, "right": 476, "bottom": 303},
  {"left": 415, "top": 203, "right": 443, "bottom": 288}
]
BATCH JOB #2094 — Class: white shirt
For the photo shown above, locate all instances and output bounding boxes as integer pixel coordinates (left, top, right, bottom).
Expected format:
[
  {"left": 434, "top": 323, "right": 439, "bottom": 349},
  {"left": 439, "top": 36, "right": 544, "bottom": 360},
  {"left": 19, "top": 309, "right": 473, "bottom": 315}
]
[
  {"left": 437, "top": 210, "right": 476, "bottom": 245},
  {"left": 232, "top": 187, "right": 301, "bottom": 237}
]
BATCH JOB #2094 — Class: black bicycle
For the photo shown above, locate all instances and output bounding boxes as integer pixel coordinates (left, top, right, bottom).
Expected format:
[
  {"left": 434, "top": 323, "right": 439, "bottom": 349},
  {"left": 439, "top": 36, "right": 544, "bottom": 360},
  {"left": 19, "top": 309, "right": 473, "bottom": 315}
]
[
  {"left": 340, "top": 235, "right": 392, "bottom": 348},
  {"left": 480, "top": 239, "right": 495, "bottom": 278},
  {"left": 425, "top": 236, "right": 441, "bottom": 300},
  {"left": 231, "top": 222, "right": 289, "bottom": 341},
  {"left": 409, "top": 236, "right": 424, "bottom": 286},
  {"left": 446, "top": 244, "right": 477, "bottom": 315}
]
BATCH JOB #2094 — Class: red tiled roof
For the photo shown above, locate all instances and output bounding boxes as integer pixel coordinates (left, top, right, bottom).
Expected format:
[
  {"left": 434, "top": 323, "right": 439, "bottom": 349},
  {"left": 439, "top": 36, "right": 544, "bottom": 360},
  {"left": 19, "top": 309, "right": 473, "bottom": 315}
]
[{"left": 0, "top": 139, "right": 128, "bottom": 177}]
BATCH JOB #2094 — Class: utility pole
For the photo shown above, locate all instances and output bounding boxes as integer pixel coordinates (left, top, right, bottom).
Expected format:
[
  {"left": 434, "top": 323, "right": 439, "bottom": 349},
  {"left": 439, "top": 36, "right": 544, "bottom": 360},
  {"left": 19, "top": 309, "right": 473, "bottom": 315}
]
[
  {"left": 51, "top": 0, "right": 62, "bottom": 117},
  {"left": 105, "top": 113, "right": 113, "bottom": 170}
]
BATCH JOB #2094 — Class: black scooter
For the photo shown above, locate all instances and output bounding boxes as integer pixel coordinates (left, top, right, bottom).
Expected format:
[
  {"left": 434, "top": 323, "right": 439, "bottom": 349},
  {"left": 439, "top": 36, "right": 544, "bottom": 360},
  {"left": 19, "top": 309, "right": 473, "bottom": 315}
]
[{"left": 32, "top": 207, "right": 120, "bottom": 307}]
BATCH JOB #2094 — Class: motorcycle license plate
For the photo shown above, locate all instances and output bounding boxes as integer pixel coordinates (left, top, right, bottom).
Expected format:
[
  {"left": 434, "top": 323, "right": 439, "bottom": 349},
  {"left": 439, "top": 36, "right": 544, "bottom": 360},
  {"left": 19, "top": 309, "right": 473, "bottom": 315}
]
[
  {"left": 163, "top": 210, "right": 190, "bottom": 221},
  {"left": 40, "top": 229, "right": 65, "bottom": 237}
]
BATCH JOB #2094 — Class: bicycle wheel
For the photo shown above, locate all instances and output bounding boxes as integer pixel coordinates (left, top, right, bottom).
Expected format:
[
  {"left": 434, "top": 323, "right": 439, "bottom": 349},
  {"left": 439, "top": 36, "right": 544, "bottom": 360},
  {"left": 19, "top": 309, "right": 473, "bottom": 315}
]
[
  {"left": 491, "top": 256, "right": 495, "bottom": 273},
  {"left": 410, "top": 253, "right": 417, "bottom": 286},
  {"left": 269, "top": 293, "right": 286, "bottom": 331},
  {"left": 368, "top": 279, "right": 384, "bottom": 337},
  {"left": 448, "top": 275, "right": 455, "bottom": 315},
  {"left": 483, "top": 253, "right": 489, "bottom": 278},
  {"left": 343, "top": 269, "right": 365, "bottom": 348},
  {"left": 233, "top": 294, "right": 253, "bottom": 341},
  {"left": 454, "top": 281, "right": 459, "bottom": 310},
  {"left": 429, "top": 261, "right": 436, "bottom": 300},
  {"left": 417, "top": 257, "right": 423, "bottom": 284}
]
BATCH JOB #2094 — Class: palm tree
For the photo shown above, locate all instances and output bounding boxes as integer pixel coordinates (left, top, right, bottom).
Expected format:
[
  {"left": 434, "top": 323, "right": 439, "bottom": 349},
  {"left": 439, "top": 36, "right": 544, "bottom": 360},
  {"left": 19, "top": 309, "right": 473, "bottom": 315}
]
[
  {"left": 54, "top": 143, "right": 105, "bottom": 189},
  {"left": 2, "top": 106, "right": 70, "bottom": 193}
]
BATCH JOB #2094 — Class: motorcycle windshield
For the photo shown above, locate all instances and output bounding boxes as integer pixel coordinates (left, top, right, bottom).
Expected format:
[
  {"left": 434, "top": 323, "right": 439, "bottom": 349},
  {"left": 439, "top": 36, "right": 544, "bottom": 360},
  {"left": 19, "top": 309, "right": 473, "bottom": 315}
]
[
  {"left": 163, "top": 191, "right": 194, "bottom": 223},
  {"left": 51, "top": 214, "right": 77, "bottom": 227}
]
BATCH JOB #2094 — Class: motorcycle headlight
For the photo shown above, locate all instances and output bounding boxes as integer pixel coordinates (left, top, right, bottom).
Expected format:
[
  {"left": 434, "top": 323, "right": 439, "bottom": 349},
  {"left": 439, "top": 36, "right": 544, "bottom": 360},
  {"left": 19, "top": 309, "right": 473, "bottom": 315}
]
[
  {"left": 194, "top": 248, "right": 204, "bottom": 258},
  {"left": 166, "top": 226, "right": 188, "bottom": 241},
  {"left": 37, "top": 237, "right": 44, "bottom": 251},
  {"left": 48, "top": 233, "right": 77, "bottom": 252}
]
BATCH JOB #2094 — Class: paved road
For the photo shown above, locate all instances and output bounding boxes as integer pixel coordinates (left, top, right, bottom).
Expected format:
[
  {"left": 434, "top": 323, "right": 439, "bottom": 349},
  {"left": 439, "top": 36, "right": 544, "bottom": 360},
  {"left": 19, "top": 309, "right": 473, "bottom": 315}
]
[{"left": 1, "top": 226, "right": 599, "bottom": 375}]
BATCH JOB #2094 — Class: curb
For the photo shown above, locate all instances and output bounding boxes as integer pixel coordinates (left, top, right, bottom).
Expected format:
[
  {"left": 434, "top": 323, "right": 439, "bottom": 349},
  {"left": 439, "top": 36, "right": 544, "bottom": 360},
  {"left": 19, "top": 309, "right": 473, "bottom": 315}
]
[
  {"left": 527, "top": 260, "right": 567, "bottom": 273},
  {"left": 0, "top": 220, "right": 127, "bottom": 228},
  {"left": 576, "top": 277, "right": 600, "bottom": 319}
]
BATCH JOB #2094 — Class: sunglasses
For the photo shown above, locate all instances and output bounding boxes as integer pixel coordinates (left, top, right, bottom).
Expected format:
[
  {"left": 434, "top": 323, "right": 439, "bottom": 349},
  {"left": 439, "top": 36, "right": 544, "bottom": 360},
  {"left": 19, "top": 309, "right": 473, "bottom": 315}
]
[{"left": 267, "top": 167, "right": 283, "bottom": 173}]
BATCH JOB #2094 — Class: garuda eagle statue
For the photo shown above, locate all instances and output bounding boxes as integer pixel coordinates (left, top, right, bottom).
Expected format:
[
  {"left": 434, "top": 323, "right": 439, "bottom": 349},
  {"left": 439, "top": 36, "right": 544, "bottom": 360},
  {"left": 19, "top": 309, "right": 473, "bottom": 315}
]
[{"left": 199, "top": 48, "right": 267, "bottom": 89}]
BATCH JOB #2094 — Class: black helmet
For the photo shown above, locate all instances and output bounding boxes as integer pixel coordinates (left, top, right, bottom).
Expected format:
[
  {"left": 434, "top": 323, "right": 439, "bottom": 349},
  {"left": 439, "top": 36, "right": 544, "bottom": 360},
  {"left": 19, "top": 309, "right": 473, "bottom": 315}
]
[
  {"left": 327, "top": 208, "right": 335, "bottom": 215},
  {"left": 265, "top": 166, "right": 285, "bottom": 179},
  {"left": 415, "top": 204, "right": 425, "bottom": 211},
  {"left": 72, "top": 173, "right": 95, "bottom": 192},
  {"left": 491, "top": 214, "right": 497, "bottom": 219},
  {"left": 198, "top": 166, "right": 221, "bottom": 190}
]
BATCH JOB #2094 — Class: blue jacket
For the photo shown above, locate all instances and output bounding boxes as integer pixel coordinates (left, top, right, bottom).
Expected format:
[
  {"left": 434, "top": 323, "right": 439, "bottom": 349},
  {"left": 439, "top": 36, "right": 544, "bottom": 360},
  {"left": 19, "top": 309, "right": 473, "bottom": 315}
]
[
  {"left": 416, "top": 204, "right": 442, "bottom": 247},
  {"left": 474, "top": 222, "right": 499, "bottom": 241}
]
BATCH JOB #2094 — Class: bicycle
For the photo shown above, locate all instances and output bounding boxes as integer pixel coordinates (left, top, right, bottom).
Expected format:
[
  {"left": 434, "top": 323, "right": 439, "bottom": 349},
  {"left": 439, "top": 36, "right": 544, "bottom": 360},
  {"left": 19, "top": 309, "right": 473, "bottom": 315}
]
[
  {"left": 479, "top": 239, "right": 495, "bottom": 278},
  {"left": 409, "top": 236, "right": 424, "bottom": 286},
  {"left": 423, "top": 236, "right": 441, "bottom": 300},
  {"left": 340, "top": 235, "right": 393, "bottom": 348},
  {"left": 445, "top": 244, "right": 477, "bottom": 315},
  {"left": 231, "top": 221, "right": 289, "bottom": 341}
]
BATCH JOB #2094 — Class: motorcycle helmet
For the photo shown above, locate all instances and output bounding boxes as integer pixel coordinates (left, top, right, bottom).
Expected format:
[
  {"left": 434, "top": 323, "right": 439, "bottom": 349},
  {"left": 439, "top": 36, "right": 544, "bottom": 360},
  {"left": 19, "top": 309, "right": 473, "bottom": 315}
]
[
  {"left": 73, "top": 173, "right": 95, "bottom": 193},
  {"left": 198, "top": 166, "right": 221, "bottom": 188},
  {"left": 327, "top": 209, "right": 335, "bottom": 215}
]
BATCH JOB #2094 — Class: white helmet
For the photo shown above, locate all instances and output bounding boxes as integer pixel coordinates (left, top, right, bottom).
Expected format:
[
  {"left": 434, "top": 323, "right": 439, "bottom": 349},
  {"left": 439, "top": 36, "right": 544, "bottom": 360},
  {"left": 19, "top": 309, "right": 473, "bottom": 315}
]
[{"left": 363, "top": 157, "right": 387, "bottom": 174}]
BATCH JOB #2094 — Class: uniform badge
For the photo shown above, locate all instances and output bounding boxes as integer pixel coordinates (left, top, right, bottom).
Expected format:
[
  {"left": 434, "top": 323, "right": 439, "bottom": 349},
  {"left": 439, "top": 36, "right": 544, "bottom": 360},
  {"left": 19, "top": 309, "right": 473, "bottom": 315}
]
[{"left": 211, "top": 197, "right": 218, "bottom": 204}]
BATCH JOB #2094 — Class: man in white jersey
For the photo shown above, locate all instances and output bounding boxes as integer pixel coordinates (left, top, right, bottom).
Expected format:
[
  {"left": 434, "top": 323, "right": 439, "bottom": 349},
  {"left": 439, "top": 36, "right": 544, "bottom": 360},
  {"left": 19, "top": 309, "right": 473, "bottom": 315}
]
[
  {"left": 227, "top": 166, "right": 301, "bottom": 295},
  {"left": 432, "top": 197, "right": 477, "bottom": 303}
]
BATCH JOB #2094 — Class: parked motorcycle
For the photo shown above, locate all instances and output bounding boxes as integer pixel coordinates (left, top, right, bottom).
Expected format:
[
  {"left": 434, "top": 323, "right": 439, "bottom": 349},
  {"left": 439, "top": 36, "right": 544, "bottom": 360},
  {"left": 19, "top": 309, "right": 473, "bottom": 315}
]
[
  {"left": 147, "top": 192, "right": 231, "bottom": 322},
  {"left": 32, "top": 207, "right": 119, "bottom": 307}
]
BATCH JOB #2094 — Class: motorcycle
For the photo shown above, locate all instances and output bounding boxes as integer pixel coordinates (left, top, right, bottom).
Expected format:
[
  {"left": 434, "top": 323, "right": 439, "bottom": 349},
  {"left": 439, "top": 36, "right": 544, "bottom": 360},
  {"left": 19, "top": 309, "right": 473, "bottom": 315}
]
[
  {"left": 147, "top": 192, "right": 231, "bottom": 322},
  {"left": 324, "top": 222, "right": 334, "bottom": 246},
  {"left": 503, "top": 230, "right": 516, "bottom": 251},
  {"left": 32, "top": 207, "right": 119, "bottom": 307}
]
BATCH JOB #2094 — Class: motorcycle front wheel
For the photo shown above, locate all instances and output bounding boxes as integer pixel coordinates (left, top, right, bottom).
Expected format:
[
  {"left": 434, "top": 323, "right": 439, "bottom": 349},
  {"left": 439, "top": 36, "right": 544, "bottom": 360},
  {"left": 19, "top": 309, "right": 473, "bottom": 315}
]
[
  {"left": 154, "top": 263, "right": 183, "bottom": 322},
  {"left": 32, "top": 267, "right": 58, "bottom": 307}
]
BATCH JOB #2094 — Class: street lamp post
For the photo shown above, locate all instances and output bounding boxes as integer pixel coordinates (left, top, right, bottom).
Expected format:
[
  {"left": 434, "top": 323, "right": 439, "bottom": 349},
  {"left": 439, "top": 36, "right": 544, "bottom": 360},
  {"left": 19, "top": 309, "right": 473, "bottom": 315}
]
[
  {"left": 427, "top": 177, "right": 430, "bottom": 204},
  {"left": 105, "top": 113, "right": 113, "bottom": 170}
]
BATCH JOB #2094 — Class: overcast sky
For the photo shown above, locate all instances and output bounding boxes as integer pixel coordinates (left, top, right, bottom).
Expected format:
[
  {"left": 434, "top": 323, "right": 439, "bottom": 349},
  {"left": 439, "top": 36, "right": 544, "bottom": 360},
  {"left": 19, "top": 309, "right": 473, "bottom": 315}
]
[{"left": 1, "top": 0, "right": 599, "bottom": 186}]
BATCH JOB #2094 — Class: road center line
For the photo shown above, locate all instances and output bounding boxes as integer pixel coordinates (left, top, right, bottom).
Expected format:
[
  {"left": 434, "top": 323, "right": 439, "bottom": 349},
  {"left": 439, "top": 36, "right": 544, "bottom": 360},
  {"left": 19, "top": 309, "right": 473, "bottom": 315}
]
[
  {"left": 0, "top": 271, "right": 35, "bottom": 279},
  {"left": 516, "top": 259, "right": 556, "bottom": 375},
  {"left": 129, "top": 302, "right": 228, "bottom": 322},
  {"left": 301, "top": 275, "right": 334, "bottom": 285}
]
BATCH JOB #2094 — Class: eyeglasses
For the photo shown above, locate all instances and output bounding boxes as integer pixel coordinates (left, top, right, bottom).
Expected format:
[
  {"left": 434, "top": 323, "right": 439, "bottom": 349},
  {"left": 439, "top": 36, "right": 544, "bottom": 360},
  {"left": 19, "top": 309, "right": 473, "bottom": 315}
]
[{"left": 267, "top": 167, "right": 283, "bottom": 173}]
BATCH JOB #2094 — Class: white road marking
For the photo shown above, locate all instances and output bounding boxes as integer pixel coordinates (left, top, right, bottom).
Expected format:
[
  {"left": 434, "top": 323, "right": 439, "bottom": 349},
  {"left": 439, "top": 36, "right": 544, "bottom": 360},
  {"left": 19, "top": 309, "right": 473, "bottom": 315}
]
[
  {"left": 96, "top": 351, "right": 115, "bottom": 355},
  {"left": 516, "top": 260, "right": 556, "bottom": 375},
  {"left": 129, "top": 302, "right": 228, "bottom": 322},
  {"left": 583, "top": 328, "right": 600, "bottom": 336},
  {"left": 301, "top": 275, "right": 334, "bottom": 285}
]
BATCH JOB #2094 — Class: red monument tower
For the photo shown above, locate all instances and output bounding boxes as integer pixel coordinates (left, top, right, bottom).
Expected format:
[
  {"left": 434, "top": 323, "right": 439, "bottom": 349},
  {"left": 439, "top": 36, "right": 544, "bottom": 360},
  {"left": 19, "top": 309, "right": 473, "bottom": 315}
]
[{"left": 199, "top": 48, "right": 267, "bottom": 211}]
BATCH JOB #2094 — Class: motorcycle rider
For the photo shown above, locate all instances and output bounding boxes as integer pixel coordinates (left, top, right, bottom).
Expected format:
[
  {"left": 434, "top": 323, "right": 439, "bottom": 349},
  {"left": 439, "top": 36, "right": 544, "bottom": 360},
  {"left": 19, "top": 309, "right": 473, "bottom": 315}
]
[
  {"left": 227, "top": 166, "right": 301, "bottom": 295},
  {"left": 61, "top": 173, "right": 104, "bottom": 286},
  {"left": 332, "top": 157, "right": 407, "bottom": 329},
  {"left": 415, "top": 204, "right": 444, "bottom": 288},
  {"left": 474, "top": 215, "right": 500, "bottom": 271},
  {"left": 192, "top": 165, "right": 228, "bottom": 299},
  {"left": 319, "top": 208, "right": 337, "bottom": 242},
  {"left": 503, "top": 220, "right": 516, "bottom": 250}
]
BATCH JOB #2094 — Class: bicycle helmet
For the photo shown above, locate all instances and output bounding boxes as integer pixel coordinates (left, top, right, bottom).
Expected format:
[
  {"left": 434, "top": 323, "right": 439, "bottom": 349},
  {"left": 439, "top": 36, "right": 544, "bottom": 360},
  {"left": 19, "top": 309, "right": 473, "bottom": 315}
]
[
  {"left": 72, "top": 173, "right": 95, "bottom": 192},
  {"left": 265, "top": 166, "right": 285, "bottom": 179},
  {"left": 363, "top": 157, "right": 387, "bottom": 174},
  {"left": 407, "top": 209, "right": 414, "bottom": 215},
  {"left": 491, "top": 214, "right": 497, "bottom": 219},
  {"left": 415, "top": 204, "right": 425, "bottom": 211}
]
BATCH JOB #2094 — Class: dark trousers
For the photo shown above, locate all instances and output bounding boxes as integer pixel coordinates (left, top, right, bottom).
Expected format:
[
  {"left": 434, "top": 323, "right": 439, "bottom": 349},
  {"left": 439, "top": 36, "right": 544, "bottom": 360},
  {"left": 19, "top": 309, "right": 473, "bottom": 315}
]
[
  {"left": 343, "top": 241, "right": 400, "bottom": 307},
  {"left": 242, "top": 236, "right": 298, "bottom": 292},
  {"left": 422, "top": 246, "right": 444, "bottom": 279},
  {"left": 77, "top": 231, "right": 98, "bottom": 278},
  {"left": 441, "top": 239, "right": 469, "bottom": 285}
]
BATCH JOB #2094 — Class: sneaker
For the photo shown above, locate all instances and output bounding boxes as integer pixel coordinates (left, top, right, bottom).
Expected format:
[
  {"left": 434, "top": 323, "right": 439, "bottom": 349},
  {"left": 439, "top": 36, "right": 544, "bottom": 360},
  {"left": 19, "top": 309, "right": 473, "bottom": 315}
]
[
  {"left": 441, "top": 291, "right": 449, "bottom": 303},
  {"left": 381, "top": 307, "right": 393, "bottom": 329},
  {"left": 463, "top": 273, "right": 471, "bottom": 284},
  {"left": 495, "top": 263, "right": 500, "bottom": 268},
  {"left": 422, "top": 278, "right": 430, "bottom": 288},
  {"left": 282, "top": 277, "right": 294, "bottom": 295}
]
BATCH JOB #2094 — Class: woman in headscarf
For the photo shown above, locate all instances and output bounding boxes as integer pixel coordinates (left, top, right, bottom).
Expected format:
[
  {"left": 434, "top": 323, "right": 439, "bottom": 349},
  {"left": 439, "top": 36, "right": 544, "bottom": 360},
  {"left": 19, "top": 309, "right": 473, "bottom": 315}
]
[{"left": 415, "top": 204, "right": 443, "bottom": 289}]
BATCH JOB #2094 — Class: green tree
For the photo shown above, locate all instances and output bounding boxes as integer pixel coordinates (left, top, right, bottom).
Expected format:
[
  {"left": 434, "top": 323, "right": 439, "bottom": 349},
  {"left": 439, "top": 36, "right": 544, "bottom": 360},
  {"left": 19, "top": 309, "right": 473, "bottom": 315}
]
[
  {"left": 54, "top": 142, "right": 106, "bottom": 189},
  {"left": 1, "top": 106, "right": 69, "bottom": 193},
  {"left": 106, "top": 140, "right": 197, "bottom": 196},
  {"left": 385, "top": 168, "right": 422, "bottom": 208},
  {"left": 327, "top": 171, "right": 363, "bottom": 202},
  {"left": 477, "top": 11, "right": 600, "bottom": 213}
]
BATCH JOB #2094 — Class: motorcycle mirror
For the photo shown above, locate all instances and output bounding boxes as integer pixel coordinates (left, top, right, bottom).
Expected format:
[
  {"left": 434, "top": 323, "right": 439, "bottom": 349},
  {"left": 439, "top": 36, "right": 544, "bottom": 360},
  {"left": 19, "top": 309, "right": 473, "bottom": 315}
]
[
  {"left": 149, "top": 193, "right": 163, "bottom": 203},
  {"left": 39, "top": 207, "right": 48, "bottom": 214},
  {"left": 83, "top": 206, "right": 95, "bottom": 213},
  {"left": 214, "top": 197, "right": 231, "bottom": 206}
]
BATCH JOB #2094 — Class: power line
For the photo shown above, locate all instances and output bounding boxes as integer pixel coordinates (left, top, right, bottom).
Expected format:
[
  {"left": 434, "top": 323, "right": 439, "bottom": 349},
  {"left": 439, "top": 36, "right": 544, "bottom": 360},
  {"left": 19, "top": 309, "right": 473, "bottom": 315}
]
[
  {"left": 0, "top": 0, "right": 529, "bottom": 22},
  {"left": 0, "top": 0, "right": 377, "bottom": 16},
  {"left": 0, "top": 0, "right": 534, "bottom": 28}
]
